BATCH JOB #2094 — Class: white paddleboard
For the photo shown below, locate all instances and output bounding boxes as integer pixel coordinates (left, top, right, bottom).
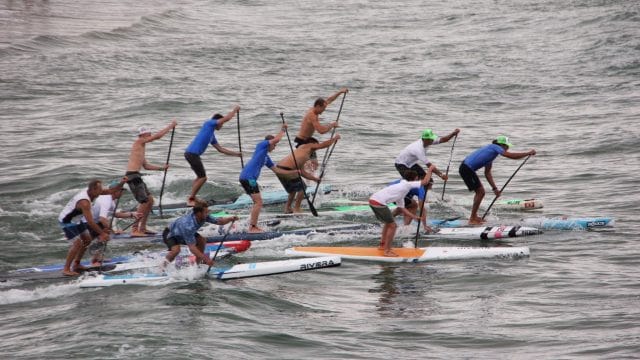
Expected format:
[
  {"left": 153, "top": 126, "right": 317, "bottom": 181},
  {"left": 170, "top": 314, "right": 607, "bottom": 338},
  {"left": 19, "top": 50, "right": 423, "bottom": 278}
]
[
  {"left": 425, "top": 225, "right": 541, "bottom": 240},
  {"left": 79, "top": 256, "right": 341, "bottom": 287},
  {"left": 285, "top": 246, "right": 530, "bottom": 263}
]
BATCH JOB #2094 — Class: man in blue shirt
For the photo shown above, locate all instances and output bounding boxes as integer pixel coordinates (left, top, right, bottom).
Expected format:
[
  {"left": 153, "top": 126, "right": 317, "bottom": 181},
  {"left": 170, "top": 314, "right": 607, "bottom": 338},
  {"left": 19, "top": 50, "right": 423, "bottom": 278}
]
[
  {"left": 162, "top": 200, "right": 238, "bottom": 267},
  {"left": 185, "top": 105, "right": 243, "bottom": 206},
  {"left": 459, "top": 135, "right": 536, "bottom": 225},
  {"left": 239, "top": 123, "right": 299, "bottom": 233}
]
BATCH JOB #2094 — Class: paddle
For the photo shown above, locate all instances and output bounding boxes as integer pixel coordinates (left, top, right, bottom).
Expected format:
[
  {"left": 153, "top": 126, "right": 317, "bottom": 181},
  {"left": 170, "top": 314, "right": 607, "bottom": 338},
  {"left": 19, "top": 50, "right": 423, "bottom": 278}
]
[
  {"left": 481, "top": 154, "right": 532, "bottom": 220},
  {"left": 97, "top": 196, "right": 120, "bottom": 271},
  {"left": 441, "top": 134, "right": 458, "bottom": 200},
  {"left": 237, "top": 109, "right": 244, "bottom": 168},
  {"left": 414, "top": 185, "right": 429, "bottom": 248},
  {"left": 158, "top": 127, "right": 175, "bottom": 217},
  {"left": 206, "top": 220, "right": 235, "bottom": 278},
  {"left": 311, "top": 91, "right": 347, "bottom": 205},
  {"left": 280, "top": 112, "right": 318, "bottom": 217}
]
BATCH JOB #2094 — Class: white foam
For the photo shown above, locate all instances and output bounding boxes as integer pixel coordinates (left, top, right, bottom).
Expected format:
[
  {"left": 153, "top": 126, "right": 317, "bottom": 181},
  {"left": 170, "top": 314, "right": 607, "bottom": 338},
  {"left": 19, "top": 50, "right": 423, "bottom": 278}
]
[{"left": 0, "top": 282, "right": 83, "bottom": 305}]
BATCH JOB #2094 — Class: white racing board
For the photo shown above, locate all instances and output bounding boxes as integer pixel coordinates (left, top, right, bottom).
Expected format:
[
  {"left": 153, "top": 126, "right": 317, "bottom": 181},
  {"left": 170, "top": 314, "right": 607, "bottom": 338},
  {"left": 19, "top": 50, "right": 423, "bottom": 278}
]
[
  {"left": 425, "top": 225, "right": 541, "bottom": 240},
  {"left": 78, "top": 256, "right": 341, "bottom": 287},
  {"left": 285, "top": 246, "right": 530, "bottom": 263}
]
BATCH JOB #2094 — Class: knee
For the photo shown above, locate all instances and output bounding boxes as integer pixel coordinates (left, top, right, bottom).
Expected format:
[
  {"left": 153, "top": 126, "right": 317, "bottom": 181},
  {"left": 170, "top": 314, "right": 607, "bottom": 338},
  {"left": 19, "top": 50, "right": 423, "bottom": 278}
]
[{"left": 166, "top": 247, "right": 180, "bottom": 261}]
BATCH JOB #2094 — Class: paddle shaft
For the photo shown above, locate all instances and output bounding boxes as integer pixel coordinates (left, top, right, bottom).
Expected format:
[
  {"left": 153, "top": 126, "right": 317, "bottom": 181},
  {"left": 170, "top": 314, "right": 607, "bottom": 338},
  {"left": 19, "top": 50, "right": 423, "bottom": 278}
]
[
  {"left": 441, "top": 134, "right": 458, "bottom": 200},
  {"left": 311, "top": 92, "right": 347, "bottom": 205},
  {"left": 414, "top": 185, "right": 428, "bottom": 248},
  {"left": 237, "top": 110, "right": 244, "bottom": 168},
  {"left": 280, "top": 113, "right": 318, "bottom": 216},
  {"left": 158, "top": 127, "right": 175, "bottom": 217},
  {"left": 98, "top": 196, "right": 120, "bottom": 270},
  {"left": 481, "top": 154, "right": 532, "bottom": 220},
  {"left": 206, "top": 220, "right": 236, "bottom": 276}
]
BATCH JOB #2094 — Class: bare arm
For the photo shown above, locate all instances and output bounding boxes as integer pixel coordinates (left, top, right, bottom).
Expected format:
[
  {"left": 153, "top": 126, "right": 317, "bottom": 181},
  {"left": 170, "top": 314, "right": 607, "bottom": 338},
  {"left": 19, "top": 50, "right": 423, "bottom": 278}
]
[
  {"left": 216, "top": 105, "right": 240, "bottom": 127},
  {"left": 439, "top": 128, "right": 460, "bottom": 143},
  {"left": 502, "top": 149, "right": 536, "bottom": 160},
  {"left": 212, "top": 143, "right": 242, "bottom": 156},
  {"left": 483, "top": 163, "right": 500, "bottom": 195},
  {"left": 79, "top": 200, "right": 109, "bottom": 241},
  {"left": 144, "top": 120, "right": 177, "bottom": 143},
  {"left": 325, "top": 88, "right": 348, "bottom": 106},
  {"left": 188, "top": 239, "right": 212, "bottom": 266}
]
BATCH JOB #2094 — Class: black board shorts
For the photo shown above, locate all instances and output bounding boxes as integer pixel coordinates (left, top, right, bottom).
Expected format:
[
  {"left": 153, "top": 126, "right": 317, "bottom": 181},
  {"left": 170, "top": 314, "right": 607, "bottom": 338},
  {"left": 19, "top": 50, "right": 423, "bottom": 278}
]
[
  {"left": 185, "top": 152, "right": 206, "bottom": 178},
  {"left": 239, "top": 179, "right": 260, "bottom": 195},
  {"left": 459, "top": 163, "right": 481, "bottom": 191}
]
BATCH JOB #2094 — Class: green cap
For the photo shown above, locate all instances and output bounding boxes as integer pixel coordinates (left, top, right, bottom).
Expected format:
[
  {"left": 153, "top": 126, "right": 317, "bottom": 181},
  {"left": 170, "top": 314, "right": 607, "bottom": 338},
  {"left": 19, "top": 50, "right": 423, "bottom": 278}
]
[
  {"left": 421, "top": 129, "right": 438, "bottom": 141},
  {"left": 496, "top": 135, "right": 513, "bottom": 148}
]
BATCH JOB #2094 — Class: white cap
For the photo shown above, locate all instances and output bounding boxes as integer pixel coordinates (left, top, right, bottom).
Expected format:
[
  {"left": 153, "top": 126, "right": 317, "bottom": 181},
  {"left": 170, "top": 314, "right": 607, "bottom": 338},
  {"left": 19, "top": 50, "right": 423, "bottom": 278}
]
[{"left": 138, "top": 127, "right": 152, "bottom": 136}]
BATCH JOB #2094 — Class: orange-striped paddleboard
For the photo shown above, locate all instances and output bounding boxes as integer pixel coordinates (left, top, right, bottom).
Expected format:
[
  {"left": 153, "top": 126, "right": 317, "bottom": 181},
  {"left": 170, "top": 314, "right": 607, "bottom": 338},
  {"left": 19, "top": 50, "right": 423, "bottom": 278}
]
[{"left": 285, "top": 246, "right": 530, "bottom": 263}]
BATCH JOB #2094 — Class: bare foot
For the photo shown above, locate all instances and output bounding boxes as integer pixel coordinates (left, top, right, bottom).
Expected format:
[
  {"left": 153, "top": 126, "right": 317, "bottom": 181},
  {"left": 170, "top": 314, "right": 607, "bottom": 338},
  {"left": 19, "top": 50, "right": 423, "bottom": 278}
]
[
  {"left": 383, "top": 250, "right": 399, "bottom": 257},
  {"left": 131, "top": 230, "right": 148, "bottom": 237},
  {"left": 62, "top": 270, "right": 80, "bottom": 277},
  {"left": 73, "top": 263, "right": 88, "bottom": 272},
  {"left": 468, "top": 217, "right": 486, "bottom": 225},
  {"left": 284, "top": 208, "right": 293, "bottom": 214},
  {"left": 249, "top": 225, "right": 264, "bottom": 233}
]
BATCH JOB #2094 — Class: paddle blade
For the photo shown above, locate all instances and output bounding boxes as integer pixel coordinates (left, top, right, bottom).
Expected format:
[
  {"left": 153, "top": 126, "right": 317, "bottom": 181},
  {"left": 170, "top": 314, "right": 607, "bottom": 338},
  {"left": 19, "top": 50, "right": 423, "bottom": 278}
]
[{"left": 308, "top": 199, "right": 319, "bottom": 217}]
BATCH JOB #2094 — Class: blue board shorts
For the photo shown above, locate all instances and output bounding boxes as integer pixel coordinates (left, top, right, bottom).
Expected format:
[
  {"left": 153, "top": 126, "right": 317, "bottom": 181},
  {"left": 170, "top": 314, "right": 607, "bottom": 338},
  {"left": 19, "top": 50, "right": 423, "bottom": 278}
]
[{"left": 60, "top": 222, "right": 88, "bottom": 240}]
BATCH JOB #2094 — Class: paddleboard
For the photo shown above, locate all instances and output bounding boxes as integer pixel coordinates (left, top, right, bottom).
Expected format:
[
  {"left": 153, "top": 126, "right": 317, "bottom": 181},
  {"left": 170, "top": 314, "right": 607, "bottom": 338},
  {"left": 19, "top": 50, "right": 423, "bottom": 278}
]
[
  {"left": 78, "top": 256, "right": 341, "bottom": 287},
  {"left": 521, "top": 216, "right": 615, "bottom": 230},
  {"left": 424, "top": 225, "right": 542, "bottom": 240},
  {"left": 494, "top": 198, "right": 543, "bottom": 210},
  {"left": 151, "top": 184, "right": 331, "bottom": 214},
  {"left": 204, "top": 223, "right": 371, "bottom": 242},
  {"left": 285, "top": 246, "right": 530, "bottom": 263},
  {"left": 3, "top": 242, "right": 250, "bottom": 281}
]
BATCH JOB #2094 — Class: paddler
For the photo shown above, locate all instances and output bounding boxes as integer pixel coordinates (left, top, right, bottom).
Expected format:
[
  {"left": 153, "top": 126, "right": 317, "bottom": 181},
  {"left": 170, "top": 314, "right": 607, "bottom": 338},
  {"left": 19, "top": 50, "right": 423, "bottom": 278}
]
[
  {"left": 184, "top": 105, "right": 243, "bottom": 206},
  {"left": 57, "top": 178, "right": 126, "bottom": 276},
  {"left": 294, "top": 88, "right": 348, "bottom": 148},
  {"left": 394, "top": 127, "right": 460, "bottom": 185},
  {"left": 369, "top": 166, "right": 434, "bottom": 257},
  {"left": 459, "top": 135, "right": 536, "bottom": 225},
  {"left": 87, "top": 182, "right": 141, "bottom": 266},
  {"left": 162, "top": 200, "right": 237, "bottom": 268},
  {"left": 275, "top": 134, "right": 340, "bottom": 213},
  {"left": 124, "top": 120, "right": 177, "bottom": 236},
  {"left": 239, "top": 123, "right": 300, "bottom": 233}
]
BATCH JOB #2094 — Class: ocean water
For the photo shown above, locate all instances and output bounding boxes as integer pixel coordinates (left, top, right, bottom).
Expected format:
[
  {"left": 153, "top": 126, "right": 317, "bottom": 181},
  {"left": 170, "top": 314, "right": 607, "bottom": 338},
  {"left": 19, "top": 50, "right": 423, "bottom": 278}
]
[{"left": 1, "top": 0, "right": 639, "bottom": 358}]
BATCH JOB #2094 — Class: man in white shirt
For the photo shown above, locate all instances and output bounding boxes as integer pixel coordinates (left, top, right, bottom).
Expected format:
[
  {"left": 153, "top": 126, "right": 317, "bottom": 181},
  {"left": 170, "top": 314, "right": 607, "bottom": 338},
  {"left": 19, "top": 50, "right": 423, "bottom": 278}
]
[{"left": 394, "top": 128, "right": 460, "bottom": 182}]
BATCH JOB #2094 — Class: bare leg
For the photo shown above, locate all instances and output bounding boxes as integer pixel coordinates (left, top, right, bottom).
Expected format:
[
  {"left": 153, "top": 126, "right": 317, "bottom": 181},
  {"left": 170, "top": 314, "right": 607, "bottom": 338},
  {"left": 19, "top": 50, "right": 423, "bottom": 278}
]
[
  {"left": 469, "top": 185, "right": 486, "bottom": 225},
  {"left": 71, "top": 233, "right": 92, "bottom": 272},
  {"left": 189, "top": 177, "right": 207, "bottom": 205},
  {"left": 63, "top": 238, "right": 84, "bottom": 276},
  {"left": 383, "top": 222, "right": 398, "bottom": 256},
  {"left": 248, "top": 193, "right": 264, "bottom": 233},
  {"left": 284, "top": 193, "right": 295, "bottom": 213},
  {"left": 165, "top": 245, "right": 181, "bottom": 263},
  {"left": 293, "top": 191, "right": 304, "bottom": 213},
  {"left": 133, "top": 195, "right": 154, "bottom": 235}
]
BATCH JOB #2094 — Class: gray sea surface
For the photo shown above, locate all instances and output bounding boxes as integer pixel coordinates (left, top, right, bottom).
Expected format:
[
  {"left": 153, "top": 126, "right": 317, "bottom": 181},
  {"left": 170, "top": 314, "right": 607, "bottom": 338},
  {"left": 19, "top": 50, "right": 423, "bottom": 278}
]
[{"left": 1, "top": 0, "right": 639, "bottom": 358}]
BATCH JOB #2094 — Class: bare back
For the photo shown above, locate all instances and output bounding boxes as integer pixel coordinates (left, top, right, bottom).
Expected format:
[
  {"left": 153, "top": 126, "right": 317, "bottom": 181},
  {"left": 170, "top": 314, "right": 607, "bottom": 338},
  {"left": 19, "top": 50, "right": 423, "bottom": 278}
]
[
  {"left": 126, "top": 138, "right": 147, "bottom": 172},
  {"left": 279, "top": 146, "right": 312, "bottom": 171},
  {"left": 296, "top": 108, "right": 320, "bottom": 139}
]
